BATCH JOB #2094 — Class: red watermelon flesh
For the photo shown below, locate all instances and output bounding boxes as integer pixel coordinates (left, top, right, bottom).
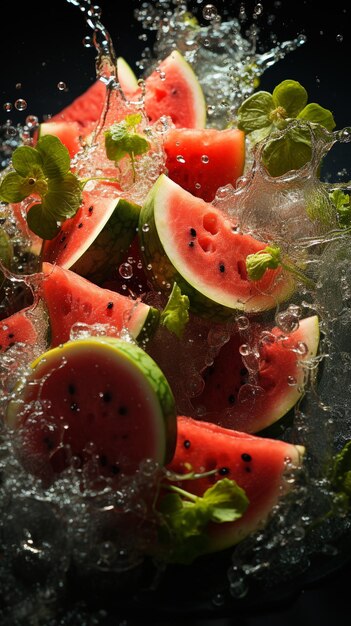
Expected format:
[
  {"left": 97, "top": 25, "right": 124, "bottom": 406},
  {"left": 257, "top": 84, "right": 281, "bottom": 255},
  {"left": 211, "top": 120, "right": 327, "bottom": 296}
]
[
  {"left": 166, "top": 416, "right": 304, "bottom": 553},
  {"left": 50, "top": 79, "right": 107, "bottom": 135},
  {"left": 164, "top": 128, "right": 245, "bottom": 202},
  {"left": 40, "top": 263, "right": 159, "bottom": 347},
  {"left": 192, "top": 315, "right": 320, "bottom": 433},
  {"left": 38, "top": 120, "right": 83, "bottom": 158},
  {"left": 0, "top": 310, "right": 38, "bottom": 353},
  {"left": 7, "top": 337, "right": 176, "bottom": 483}
]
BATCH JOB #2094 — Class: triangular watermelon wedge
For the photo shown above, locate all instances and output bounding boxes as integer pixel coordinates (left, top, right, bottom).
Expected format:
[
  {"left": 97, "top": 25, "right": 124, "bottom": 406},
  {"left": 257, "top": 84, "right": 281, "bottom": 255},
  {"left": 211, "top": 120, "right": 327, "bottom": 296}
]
[
  {"left": 40, "top": 263, "right": 160, "bottom": 347},
  {"left": 164, "top": 416, "right": 304, "bottom": 558}
]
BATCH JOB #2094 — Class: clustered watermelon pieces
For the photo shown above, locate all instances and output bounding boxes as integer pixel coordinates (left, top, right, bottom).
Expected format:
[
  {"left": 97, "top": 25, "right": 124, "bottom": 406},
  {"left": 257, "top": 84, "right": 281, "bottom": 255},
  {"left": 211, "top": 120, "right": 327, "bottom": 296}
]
[{"left": 0, "top": 48, "right": 321, "bottom": 565}]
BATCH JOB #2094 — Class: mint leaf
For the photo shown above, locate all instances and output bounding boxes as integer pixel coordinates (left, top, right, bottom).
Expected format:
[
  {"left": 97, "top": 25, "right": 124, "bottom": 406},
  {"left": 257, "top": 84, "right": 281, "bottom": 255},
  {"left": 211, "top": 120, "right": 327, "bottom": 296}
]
[
  {"left": 0, "top": 228, "right": 13, "bottom": 280},
  {"left": 44, "top": 173, "right": 82, "bottom": 220},
  {"left": 272, "top": 80, "right": 308, "bottom": 118},
  {"left": 246, "top": 246, "right": 281, "bottom": 281},
  {"left": 158, "top": 477, "right": 249, "bottom": 564},
  {"left": 330, "top": 440, "right": 351, "bottom": 511},
  {"left": 262, "top": 124, "right": 312, "bottom": 177},
  {"left": 297, "top": 103, "right": 336, "bottom": 132},
  {"left": 105, "top": 113, "right": 150, "bottom": 164},
  {"left": 36, "top": 135, "right": 71, "bottom": 178},
  {"left": 0, "top": 171, "right": 29, "bottom": 203},
  {"left": 12, "top": 145, "right": 43, "bottom": 176},
  {"left": 160, "top": 282, "right": 189, "bottom": 338},
  {"left": 27, "top": 203, "right": 59, "bottom": 240},
  {"left": 329, "top": 189, "right": 351, "bottom": 228},
  {"left": 237, "top": 91, "right": 274, "bottom": 135}
]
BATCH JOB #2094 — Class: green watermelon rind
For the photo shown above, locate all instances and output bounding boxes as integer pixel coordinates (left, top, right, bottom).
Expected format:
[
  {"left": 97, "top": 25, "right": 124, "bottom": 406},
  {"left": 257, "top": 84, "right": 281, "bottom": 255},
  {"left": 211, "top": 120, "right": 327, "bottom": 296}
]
[
  {"left": 139, "top": 175, "right": 294, "bottom": 321},
  {"left": 6, "top": 336, "right": 177, "bottom": 466},
  {"left": 71, "top": 197, "right": 140, "bottom": 284}
]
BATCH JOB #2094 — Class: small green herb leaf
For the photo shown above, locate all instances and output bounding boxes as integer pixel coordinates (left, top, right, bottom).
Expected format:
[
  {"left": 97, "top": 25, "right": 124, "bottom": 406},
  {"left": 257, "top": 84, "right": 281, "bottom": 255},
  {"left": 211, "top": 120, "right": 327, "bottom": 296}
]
[
  {"left": 0, "top": 171, "right": 29, "bottom": 203},
  {"left": 0, "top": 228, "right": 13, "bottom": 284},
  {"left": 27, "top": 203, "right": 60, "bottom": 240},
  {"left": 330, "top": 440, "right": 351, "bottom": 511},
  {"left": 272, "top": 80, "right": 308, "bottom": 118},
  {"left": 329, "top": 189, "right": 351, "bottom": 228},
  {"left": 12, "top": 145, "right": 43, "bottom": 176},
  {"left": 36, "top": 135, "right": 71, "bottom": 178},
  {"left": 44, "top": 173, "right": 83, "bottom": 220},
  {"left": 246, "top": 246, "right": 282, "bottom": 281},
  {"left": 158, "top": 477, "right": 249, "bottom": 563},
  {"left": 105, "top": 113, "right": 150, "bottom": 164},
  {"left": 237, "top": 91, "right": 274, "bottom": 134},
  {"left": 160, "top": 282, "right": 190, "bottom": 338},
  {"left": 262, "top": 124, "right": 312, "bottom": 177},
  {"left": 297, "top": 103, "right": 336, "bottom": 132}
]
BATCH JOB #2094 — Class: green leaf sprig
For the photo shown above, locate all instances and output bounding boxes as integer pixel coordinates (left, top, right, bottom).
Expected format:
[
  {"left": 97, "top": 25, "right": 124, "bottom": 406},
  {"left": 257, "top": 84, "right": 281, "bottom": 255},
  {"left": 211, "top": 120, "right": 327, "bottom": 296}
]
[
  {"left": 329, "top": 189, "right": 351, "bottom": 229},
  {"left": 105, "top": 113, "right": 150, "bottom": 179},
  {"left": 160, "top": 282, "right": 190, "bottom": 338},
  {"left": 246, "top": 245, "right": 315, "bottom": 289},
  {"left": 237, "top": 79, "right": 336, "bottom": 177},
  {"left": 158, "top": 477, "right": 249, "bottom": 564},
  {"left": 0, "top": 135, "right": 82, "bottom": 239},
  {"left": 0, "top": 227, "right": 13, "bottom": 286},
  {"left": 329, "top": 440, "right": 351, "bottom": 513}
]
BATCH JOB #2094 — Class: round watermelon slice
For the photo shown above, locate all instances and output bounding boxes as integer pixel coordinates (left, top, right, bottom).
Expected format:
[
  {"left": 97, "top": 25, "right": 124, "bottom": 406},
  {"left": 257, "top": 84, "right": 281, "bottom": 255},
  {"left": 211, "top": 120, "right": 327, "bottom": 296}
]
[
  {"left": 165, "top": 416, "right": 304, "bottom": 557},
  {"left": 192, "top": 315, "right": 320, "bottom": 433},
  {"left": 163, "top": 127, "right": 245, "bottom": 202},
  {"left": 6, "top": 336, "right": 177, "bottom": 483},
  {"left": 40, "top": 263, "right": 160, "bottom": 347},
  {"left": 41, "top": 189, "right": 139, "bottom": 285},
  {"left": 139, "top": 175, "right": 294, "bottom": 320}
]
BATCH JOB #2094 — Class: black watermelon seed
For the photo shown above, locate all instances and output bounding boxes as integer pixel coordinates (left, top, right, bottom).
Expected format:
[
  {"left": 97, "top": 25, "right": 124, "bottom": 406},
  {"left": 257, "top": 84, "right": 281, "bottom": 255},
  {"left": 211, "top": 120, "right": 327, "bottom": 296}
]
[
  {"left": 218, "top": 467, "right": 230, "bottom": 475},
  {"left": 60, "top": 235, "right": 66, "bottom": 243},
  {"left": 241, "top": 453, "right": 252, "bottom": 462},
  {"left": 68, "top": 384, "right": 76, "bottom": 395},
  {"left": 107, "top": 302, "right": 114, "bottom": 309},
  {"left": 111, "top": 464, "right": 121, "bottom": 475},
  {"left": 228, "top": 394, "right": 236, "bottom": 404},
  {"left": 78, "top": 223, "right": 83, "bottom": 229},
  {"left": 99, "top": 455, "right": 108, "bottom": 466},
  {"left": 43, "top": 436, "right": 54, "bottom": 450},
  {"left": 7, "top": 333, "right": 14, "bottom": 339},
  {"left": 102, "top": 391, "right": 112, "bottom": 402},
  {"left": 70, "top": 402, "right": 79, "bottom": 411},
  {"left": 188, "top": 241, "right": 195, "bottom": 247},
  {"left": 183, "top": 439, "right": 191, "bottom": 449},
  {"left": 118, "top": 406, "right": 128, "bottom": 415},
  {"left": 219, "top": 263, "right": 225, "bottom": 273},
  {"left": 88, "top": 206, "right": 94, "bottom": 213},
  {"left": 245, "top": 466, "right": 252, "bottom": 473},
  {"left": 190, "top": 227, "right": 197, "bottom": 237}
]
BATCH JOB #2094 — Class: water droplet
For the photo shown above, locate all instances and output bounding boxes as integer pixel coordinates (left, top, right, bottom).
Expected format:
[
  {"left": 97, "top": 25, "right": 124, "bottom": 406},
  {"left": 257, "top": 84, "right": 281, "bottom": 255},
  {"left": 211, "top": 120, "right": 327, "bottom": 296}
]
[
  {"left": 201, "top": 154, "right": 209, "bottom": 164},
  {"left": 159, "top": 71, "right": 166, "bottom": 81},
  {"left": 212, "top": 592, "right": 225, "bottom": 607},
  {"left": 57, "top": 81, "right": 67, "bottom": 91},
  {"left": 176, "top": 154, "right": 186, "bottom": 163},
  {"left": 5, "top": 125, "right": 17, "bottom": 137},
  {"left": 237, "top": 316, "right": 250, "bottom": 331},
  {"left": 82, "top": 35, "right": 93, "bottom": 48},
  {"left": 296, "top": 341, "right": 308, "bottom": 355},
  {"left": 202, "top": 4, "right": 218, "bottom": 21},
  {"left": 119, "top": 262, "right": 133, "bottom": 280},
  {"left": 25, "top": 115, "right": 38, "bottom": 128},
  {"left": 287, "top": 375, "right": 297, "bottom": 386},
  {"left": 15, "top": 82, "right": 22, "bottom": 90},
  {"left": 3, "top": 102, "right": 12, "bottom": 112},
  {"left": 14, "top": 99, "right": 27, "bottom": 111},
  {"left": 336, "top": 33, "right": 344, "bottom": 43},
  {"left": 239, "top": 343, "right": 250, "bottom": 357},
  {"left": 297, "top": 33, "right": 307, "bottom": 46},
  {"left": 141, "top": 223, "right": 149, "bottom": 233},
  {"left": 253, "top": 3, "right": 263, "bottom": 17}
]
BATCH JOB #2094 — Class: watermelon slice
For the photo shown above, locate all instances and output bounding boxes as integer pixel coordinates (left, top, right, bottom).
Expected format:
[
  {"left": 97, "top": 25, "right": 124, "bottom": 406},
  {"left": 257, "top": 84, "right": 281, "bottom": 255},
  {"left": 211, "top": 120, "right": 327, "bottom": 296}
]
[
  {"left": 163, "top": 128, "right": 245, "bottom": 202},
  {"left": 49, "top": 57, "right": 139, "bottom": 135},
  {"left": 165, "top": 416, "right": 304, "bottom": 555},
  {"left": 40, "top": 263, "right": 160, "bottom": 347},
  {"left": 192, "top": 315, "right": 320, "bottom": 433},
  {"left": 0, "top": 309, "right": 38, "bottom": 353},
  {"left": 6, "top": 336, "right": 177, "bottom": 483},
  {"left": 41, "top": 190, "right": 139, "bottom": 285},
  {"left": 139, "top": 175, "right": 294, "bottom": 320},
  {"left": 143, "top": 50, "right": 206, "bottom": 128},
  {"left": 38, "top": 120, "right": 82, "bottom": 158}
]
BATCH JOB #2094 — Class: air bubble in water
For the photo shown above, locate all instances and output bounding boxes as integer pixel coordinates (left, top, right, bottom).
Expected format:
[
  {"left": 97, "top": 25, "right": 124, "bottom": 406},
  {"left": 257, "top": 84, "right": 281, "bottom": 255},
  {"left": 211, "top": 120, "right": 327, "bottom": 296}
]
[
  {"left": 3, "top": 102, "right": 12, "bottom": 112},
  {"left": 14, "top": 99, "right": 27, "bottom": 111},
  {"left": 15, "top": 82, "right": 22, "bottom": 89},
  {"left": 253, "top": 3, "right": 263, "bottom": 17},
  {"left": 336, "top": 34, "right": 344, "bottom": 43},
  {"left": 141, "top": 223, "right": 149, "bottom": 232},
  {"left": 201, "top": 154, "right": 209, "bottom": 163},
  {"left": 202, "top": 4, "right": 218, "bottom": 21},
  {"left": 176, "top": 154, "right": 186, "bottom": 163},
  {"left": 57, "top": 81, "right": 67, "bottom": 91},
  {"left": 119, "top": 263, "right": 133, "bottom": 280},
  {"left": 237, "top": 316, "right": 250, "bottom": 331}
]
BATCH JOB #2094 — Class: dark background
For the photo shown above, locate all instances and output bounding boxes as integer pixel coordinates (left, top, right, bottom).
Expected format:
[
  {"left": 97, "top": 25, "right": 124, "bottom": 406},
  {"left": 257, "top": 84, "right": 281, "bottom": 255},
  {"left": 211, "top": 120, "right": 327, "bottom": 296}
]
[{"left": 1, "top": 1, "right": 350, "bottom": 624}]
